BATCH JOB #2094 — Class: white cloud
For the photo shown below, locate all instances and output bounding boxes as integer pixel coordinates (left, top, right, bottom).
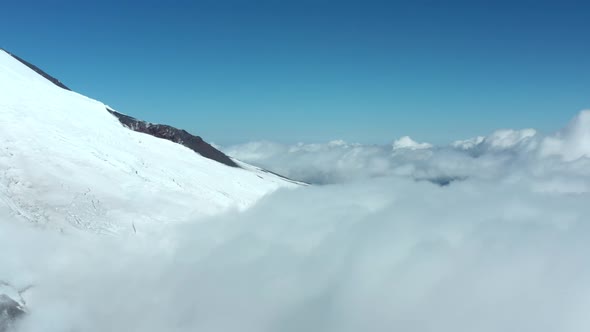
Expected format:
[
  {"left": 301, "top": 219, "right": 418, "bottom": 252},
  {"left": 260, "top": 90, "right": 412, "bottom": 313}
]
[
  {"left": 540, "top": 110, "right": 590, "bottom": 161},
  {"left": 223, "top": 111, "right": 590, "bottom": 186},
  {"left": 451, "top": 136, "right": 485, "bottom": 150},
  {"left": 392, "top": 136, "right": 433, "bottom": 150},
  {"left": 3, "top": 175, "right": 590, "bottom": 332},
  {"left": 483, "top": 128, "right": 537, "bottom": 150},
  {"left": 3, "top": 111, "right": 590, "bottom": 331}
]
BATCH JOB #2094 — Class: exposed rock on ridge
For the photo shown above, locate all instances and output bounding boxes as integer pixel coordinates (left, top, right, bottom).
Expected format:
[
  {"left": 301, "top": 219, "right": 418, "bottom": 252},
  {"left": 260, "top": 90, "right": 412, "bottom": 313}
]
[
  {"left": 107, "top": 108, "right": 239, "bottom": 167},
  {"left": 0, "top": 282, "right": 27, "bottom": 332}
]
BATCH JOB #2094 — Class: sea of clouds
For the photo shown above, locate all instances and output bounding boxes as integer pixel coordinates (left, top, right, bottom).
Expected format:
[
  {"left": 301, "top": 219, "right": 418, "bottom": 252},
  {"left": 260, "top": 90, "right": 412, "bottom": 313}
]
[
  {"left": 3, "top": 111, "right": 590, "bottom": 331},
  {"left": 224, "top": 111, "right": 590, "bottom": 187}
]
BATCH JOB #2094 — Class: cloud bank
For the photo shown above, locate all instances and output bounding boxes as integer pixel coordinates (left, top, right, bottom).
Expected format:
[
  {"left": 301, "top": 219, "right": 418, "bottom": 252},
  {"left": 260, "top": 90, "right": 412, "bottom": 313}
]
[
  {"left": 3, "top": 111, "right": 590, "bottom": 331},
  {"left": 224, "top": 111, "right": 590, "bottom": 187}
]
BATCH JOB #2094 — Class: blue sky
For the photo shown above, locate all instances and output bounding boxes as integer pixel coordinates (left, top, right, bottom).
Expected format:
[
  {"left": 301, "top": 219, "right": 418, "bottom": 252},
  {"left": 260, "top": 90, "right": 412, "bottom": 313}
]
[{"left": 2, "top": 0, "right": 589, "bottom": 144}]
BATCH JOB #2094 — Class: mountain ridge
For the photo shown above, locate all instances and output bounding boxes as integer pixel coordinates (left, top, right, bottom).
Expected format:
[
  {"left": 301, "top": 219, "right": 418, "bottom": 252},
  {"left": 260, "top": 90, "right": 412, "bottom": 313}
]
[
  {"left": 106, "top": 108, "right": 238, "bottom": 167},
  {"left": 0, "top": 48, "right": 237, "bottom": 168},
  {"left": 0, "top": 48, "right": 70, "bottom": 90}
]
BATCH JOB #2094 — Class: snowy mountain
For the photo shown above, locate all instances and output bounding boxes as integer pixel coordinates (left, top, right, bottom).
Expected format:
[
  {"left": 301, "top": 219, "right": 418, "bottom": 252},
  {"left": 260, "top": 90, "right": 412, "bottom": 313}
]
[{"left": 0, "top": 49, "right": 300, "bottom": 235}]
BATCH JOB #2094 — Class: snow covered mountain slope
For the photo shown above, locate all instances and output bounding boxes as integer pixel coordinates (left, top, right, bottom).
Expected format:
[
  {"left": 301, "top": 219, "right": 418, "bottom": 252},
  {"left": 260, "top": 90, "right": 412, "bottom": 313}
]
[{"left": 0, "top": 49, "right": 300, "bottom": 234}]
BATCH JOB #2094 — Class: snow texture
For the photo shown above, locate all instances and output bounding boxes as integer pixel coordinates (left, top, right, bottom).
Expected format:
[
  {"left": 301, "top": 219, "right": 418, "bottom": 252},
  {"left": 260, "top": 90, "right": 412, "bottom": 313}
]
[{"left": 0, "top": 49, "right": 299, "bottom": 235}]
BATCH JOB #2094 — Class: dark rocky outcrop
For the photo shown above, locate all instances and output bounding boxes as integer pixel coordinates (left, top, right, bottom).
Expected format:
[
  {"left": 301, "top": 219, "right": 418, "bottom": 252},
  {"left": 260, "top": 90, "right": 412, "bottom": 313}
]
[
  {"left": 0, "top": 294, "right": 26, "bottom": 332},
  {"left": 107, "top": 108, "right": 239, "bottom": 168},
  {"left": 1, "top": 48, "right": 70, "bottom": 90},
  {"left": 421, "top": 175, "right": 467, "bottom": 187}
]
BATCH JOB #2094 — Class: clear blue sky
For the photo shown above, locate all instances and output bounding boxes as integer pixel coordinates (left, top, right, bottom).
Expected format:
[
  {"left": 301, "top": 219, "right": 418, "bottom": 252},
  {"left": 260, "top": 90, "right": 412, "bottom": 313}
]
[{"left": 2, "top": 0, "right": 589, "bottom": 144}]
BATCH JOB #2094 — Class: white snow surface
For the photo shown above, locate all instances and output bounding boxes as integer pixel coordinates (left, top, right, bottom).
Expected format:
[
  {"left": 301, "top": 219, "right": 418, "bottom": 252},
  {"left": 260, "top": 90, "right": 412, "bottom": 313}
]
[{"left": 0, "top": 50, "right": 299, "bottom": 234}]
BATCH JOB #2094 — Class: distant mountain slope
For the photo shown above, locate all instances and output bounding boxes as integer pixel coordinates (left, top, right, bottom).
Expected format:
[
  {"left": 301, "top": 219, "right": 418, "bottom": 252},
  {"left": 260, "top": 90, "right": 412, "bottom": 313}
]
[{"left": 0, "top": 49, "right": 300, "bottom": 234}]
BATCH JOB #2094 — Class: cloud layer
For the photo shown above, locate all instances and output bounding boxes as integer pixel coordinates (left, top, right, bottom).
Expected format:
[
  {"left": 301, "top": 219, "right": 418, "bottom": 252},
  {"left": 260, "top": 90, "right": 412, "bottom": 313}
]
[
  {"left": 3, "top": 111, "right": 590, "bottom": 331},
  {"left": 224, "top": 111, "right": 590, "bottom": 187}
]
